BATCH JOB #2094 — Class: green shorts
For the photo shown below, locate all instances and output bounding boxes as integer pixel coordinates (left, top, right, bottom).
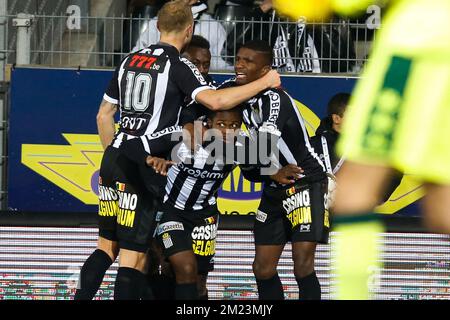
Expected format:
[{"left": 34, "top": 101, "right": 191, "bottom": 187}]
[{"left": 337, "top": 0, "right": 450, "bottom": 184}]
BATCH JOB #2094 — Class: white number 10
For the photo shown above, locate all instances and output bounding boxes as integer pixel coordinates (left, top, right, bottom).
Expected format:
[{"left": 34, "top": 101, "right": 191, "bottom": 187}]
[{"left": 124, "top": 71, "right": 152, "bottom": 112}]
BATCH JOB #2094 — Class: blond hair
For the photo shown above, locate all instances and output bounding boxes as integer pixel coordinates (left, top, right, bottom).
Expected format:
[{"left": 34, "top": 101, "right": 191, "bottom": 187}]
[{"left": 157, "top": 0, "right": 193, "bottom": 33}]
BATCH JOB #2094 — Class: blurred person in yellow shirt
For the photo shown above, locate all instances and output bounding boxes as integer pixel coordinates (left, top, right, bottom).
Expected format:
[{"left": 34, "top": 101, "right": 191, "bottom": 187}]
[{"left": 274, "top": 0, "right": 450, "bottom": 300}]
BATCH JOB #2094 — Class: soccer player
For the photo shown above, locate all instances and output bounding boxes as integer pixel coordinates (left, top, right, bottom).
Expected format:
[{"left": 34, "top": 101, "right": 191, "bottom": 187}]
[
  {"left": 238, "top": 41, "right": 329, "bottom": 300},
  {"left": 182, "top": 35, "right": 213, "bottom": 82},
  {"left": 213, "top": 40, "right": 329, "bottom": 300},
  {"left": 275, "top": 0, "right": 450, "bottom": 299},
  {"left": 146, "top": 34, "right": 216, "bottom": 300},
  {"left": 152, "top": 106, "right": 303, "bottom": 300},
  {"left": 74, "top": 0, "right": 281, "bottom": 300}
]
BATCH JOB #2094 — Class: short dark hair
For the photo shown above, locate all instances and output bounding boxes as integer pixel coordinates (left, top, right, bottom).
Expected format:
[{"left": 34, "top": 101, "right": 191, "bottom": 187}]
[
  {"left": 239, "top": 40, "right": 273, "bottom": 67},
  {"left": 207, "top": 106, "right": 243, "bottom": 122},
  {"left": 327, "top": 93, "right": 350, "bottom": 117},
  {"left": 188, "top": 35, "right": 210, "bottom": 50}
]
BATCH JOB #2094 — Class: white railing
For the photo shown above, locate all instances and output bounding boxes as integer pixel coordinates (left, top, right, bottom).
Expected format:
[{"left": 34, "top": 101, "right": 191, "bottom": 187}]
[{"left": 2, "top": 13, "right": 376, "bottom": 74}]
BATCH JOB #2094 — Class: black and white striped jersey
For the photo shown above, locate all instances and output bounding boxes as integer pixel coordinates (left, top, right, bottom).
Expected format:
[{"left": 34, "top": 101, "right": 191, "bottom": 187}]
[
  {"left": 164, "top": 142, "right": 236, "bottom": 211},
  {"left": 221, "top": 79, "right": 326, "bottom": 187},
  {"left": 310, "top": 121, "right": 343, "bottom": 175},
  {"left": 103, "top": 43, "right": 212, "bottom": 150}
]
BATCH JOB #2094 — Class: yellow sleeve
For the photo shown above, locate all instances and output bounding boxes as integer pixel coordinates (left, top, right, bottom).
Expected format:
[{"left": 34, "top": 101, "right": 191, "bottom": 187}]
[{"left": 273, "top": 0, "right": 389, "bottom": 21}]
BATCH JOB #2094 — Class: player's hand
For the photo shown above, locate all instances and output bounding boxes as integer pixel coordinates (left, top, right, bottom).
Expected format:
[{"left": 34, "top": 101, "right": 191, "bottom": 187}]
[
  {"left": 146, "top": 156, "right": 175, "bottom": 176},
  {"left": 270, "top": 164, "right": 303, "bottom": 184},
  {"left": 263, "top": 69, "right": 281, "bottom": 88}
]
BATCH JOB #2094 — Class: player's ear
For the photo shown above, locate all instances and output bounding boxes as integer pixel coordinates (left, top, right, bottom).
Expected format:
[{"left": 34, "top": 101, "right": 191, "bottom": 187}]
[
  {"left": 261, "top": 65, "right": 272, "bottom": 77},
  {"left": 185, "top": 23, "right": 194, "bottom": 39},
  {"left": 331, "top": 114, "right": 342, "bottom": 125}
]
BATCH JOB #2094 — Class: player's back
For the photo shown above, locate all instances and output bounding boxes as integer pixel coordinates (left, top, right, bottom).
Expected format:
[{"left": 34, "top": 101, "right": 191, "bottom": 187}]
[{"left": 103, "top": 43, "right": 211, "bottom": 149}]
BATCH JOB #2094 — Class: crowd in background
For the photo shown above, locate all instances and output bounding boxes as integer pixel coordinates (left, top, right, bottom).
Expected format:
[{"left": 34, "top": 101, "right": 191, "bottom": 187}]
[{"left": 123, "top": 0, "right": 376, "bottom": 73}]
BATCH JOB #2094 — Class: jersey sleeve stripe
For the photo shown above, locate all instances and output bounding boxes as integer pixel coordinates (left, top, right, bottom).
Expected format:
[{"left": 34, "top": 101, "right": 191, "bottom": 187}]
[
  {"left": 103, "top": 93, "right": 118, "bottom": 105},
  {"left": 192, "top": 85, "right": 211, "bottom": 102},
  {"left": 140, "top": 136, "right": 151, "bottom": 154}
]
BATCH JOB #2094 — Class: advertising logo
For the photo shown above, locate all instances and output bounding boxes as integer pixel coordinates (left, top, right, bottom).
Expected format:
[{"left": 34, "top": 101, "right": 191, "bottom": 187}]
[
  {"left": 20, "top": 100, "right": 424, "bottom": 214},
  {"left": 21, "top": 133, "right": 103, "bottom": 205}
]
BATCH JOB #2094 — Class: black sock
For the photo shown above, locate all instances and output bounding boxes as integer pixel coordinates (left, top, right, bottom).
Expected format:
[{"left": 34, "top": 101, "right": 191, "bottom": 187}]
[
  {"left": 114, "top": 267, "right": 146, "bottom": 300},
  {"left": 296, "top": 272, "right": 321, "bottom": 300},
  {"left": 148, "top": 274, "right": 176, "bottom": 300},
  {"left": 175, "top": 283, "right": 198, "bottom": 300},
  {"left": 74, "top": 249, "right": 113, "bottom": 300},
  {"left": 198, "top": 292, "right": 208, "bottom": 300},
  {"left": 256, "top": 274, "right": 284, "bottom": 300}
]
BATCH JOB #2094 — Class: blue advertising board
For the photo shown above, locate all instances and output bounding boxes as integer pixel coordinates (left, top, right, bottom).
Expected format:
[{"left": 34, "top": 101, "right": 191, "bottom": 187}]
[{"left": 8, "top": 67, "right": 422, "bottom": 216}]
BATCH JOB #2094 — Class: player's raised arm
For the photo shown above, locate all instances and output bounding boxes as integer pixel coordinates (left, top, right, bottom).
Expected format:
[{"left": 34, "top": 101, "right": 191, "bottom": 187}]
[
  {"left": 196, "top": 70, "right": 281, "bottom": 111},
  {"left": 172, "top": 57, "right": 280, "bottom": 112}
]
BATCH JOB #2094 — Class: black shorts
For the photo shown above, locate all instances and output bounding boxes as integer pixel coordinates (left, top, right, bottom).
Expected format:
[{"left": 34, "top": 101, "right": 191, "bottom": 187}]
[
  {"left": 254, "top": 178, "right": 330, "bottom": 245},
  {"left": 98, "top": 146, "right": 165, "bottom": 252},
  {"left": 156, "top": 203, "right": 219, "bottom": 274}
]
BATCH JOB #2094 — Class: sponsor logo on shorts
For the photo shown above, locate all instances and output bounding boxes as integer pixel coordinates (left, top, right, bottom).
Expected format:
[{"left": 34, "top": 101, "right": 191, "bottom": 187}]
[
  {"left": 162, "top": 233, "right": 173, "bottom": 249},
  {"left": 114, "top": 191, "right": 139, "bottom": 228},
  {"left": 283, "top": 189, "right": 312, "bottom": 229},
  {"left": 98, "top": 185, "right": 118, "bottom": 201},
  {"left": 204, "top": 216, "right": 216, "bottom": 225},
  {"left": 256, "top": 210, "right": 268, "bottom": 223},
  {"left": 192, "top": 225, "right": 217, "bottom": 256},
  {"left": 98, "top": 185, "right": 119, "bottom": 217},
  {"left": 98, "top": 200, "right": 118, "bottom": 217},
  {"left": 299, "top": 224, "right": 311, "bottom": 233},
  {"left": 157, "top": 221, "right": 184, "bottom": 235},
  {"left": 286, "top": 186, "right": 296, "bottom": 196},
  {"left": 116, "top": 182, "right": 126, "bottom": 192}
]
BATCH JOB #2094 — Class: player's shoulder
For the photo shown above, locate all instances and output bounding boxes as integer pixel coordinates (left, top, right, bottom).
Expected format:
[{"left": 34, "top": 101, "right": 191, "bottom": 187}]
[
  {"left": 261, "top": 87, "right": 294, "bottom": 107},
  {"left": 174, "top": 56, "right": 205, "bottom": 75},
  {"left": 263, "top": 87, "right": 291, "bottom": 100},
  {"left": 218, "top": 77, "right": 237, "bottom": 89}
]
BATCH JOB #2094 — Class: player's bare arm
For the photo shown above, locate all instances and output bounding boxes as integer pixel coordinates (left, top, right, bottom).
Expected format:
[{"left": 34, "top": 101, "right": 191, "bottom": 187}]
[
  {"left": 96, "top": 99, "right": 117, "bottom": 149},
  {"left": 196, "top": 69, "right": 281, "bottom": 111}
]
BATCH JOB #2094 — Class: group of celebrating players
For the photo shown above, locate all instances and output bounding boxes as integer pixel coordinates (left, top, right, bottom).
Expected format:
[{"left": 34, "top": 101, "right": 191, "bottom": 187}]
[{"left": 74, "top": 0, "right": 450, "bottom": 301}]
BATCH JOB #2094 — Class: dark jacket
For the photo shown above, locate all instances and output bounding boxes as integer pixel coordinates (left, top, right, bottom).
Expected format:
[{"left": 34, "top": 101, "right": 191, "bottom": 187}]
[
  {"left": 311, "top": 117, "right": 403, "bottom": 203},
  {"left": 310, "top": 117, "right": 341, "bottom": 174}
]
